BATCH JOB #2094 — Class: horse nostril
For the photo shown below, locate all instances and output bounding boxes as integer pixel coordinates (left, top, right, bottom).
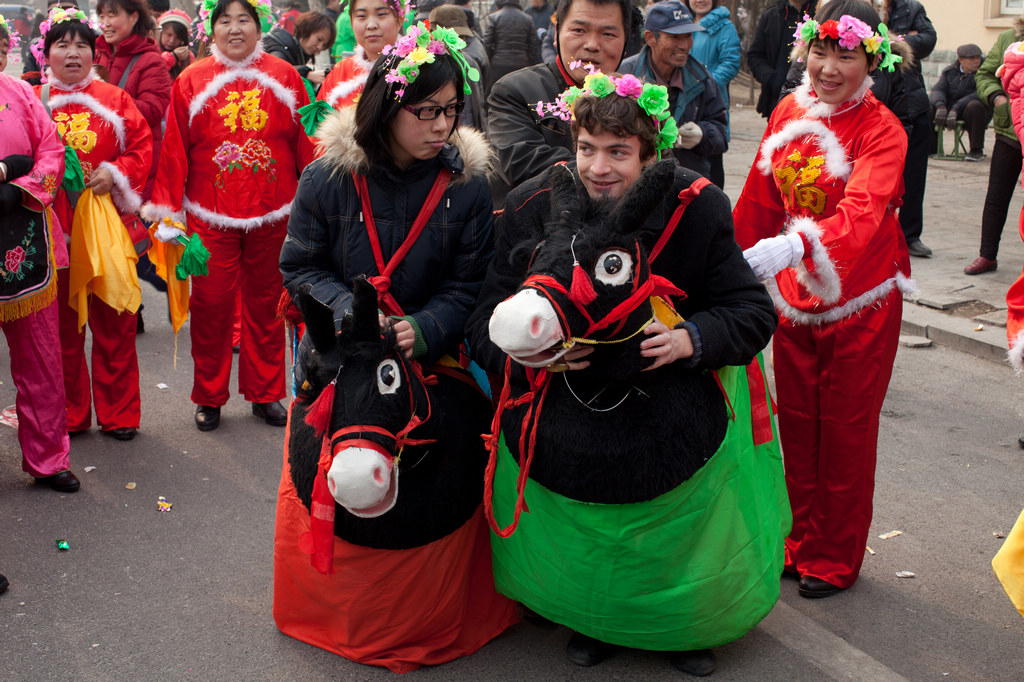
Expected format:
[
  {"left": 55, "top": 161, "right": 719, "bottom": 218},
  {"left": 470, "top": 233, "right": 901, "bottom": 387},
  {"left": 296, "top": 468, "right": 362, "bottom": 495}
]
[
  {"left": 530, "top": 315, "right": 542, "bottom": 338},
  {"left": 373, "top": 467, "right": 385, "bottom": 485},
  {"left": 328, "top": 477, "right": 336, "bottom": 494}
]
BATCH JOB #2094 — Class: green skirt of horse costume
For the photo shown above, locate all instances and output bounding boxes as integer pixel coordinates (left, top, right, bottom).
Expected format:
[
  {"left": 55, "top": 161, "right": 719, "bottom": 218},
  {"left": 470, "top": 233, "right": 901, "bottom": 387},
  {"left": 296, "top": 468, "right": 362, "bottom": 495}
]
[{"left": 490, "top": 361, "right": 791, "bottom": 651}]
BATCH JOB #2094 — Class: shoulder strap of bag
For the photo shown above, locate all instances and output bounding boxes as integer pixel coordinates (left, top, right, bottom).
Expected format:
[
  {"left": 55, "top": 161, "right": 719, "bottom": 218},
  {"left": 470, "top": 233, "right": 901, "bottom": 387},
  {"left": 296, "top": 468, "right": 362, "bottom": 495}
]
[
  {"left": 41, "top": 83, "right": 51, "bottom": 116},
  {"left": 648, "top": 176, "right": 712, "bottom": 265},
  {"left": 117, "top": 54, "right": 143, "bottom": 90}
]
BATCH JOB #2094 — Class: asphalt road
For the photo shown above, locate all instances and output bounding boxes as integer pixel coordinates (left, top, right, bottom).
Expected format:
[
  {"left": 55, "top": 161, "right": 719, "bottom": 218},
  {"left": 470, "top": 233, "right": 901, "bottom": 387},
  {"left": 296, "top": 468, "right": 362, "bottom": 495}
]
[{"left": 1, "top": 281, "right": 1023, "bottom": 681}]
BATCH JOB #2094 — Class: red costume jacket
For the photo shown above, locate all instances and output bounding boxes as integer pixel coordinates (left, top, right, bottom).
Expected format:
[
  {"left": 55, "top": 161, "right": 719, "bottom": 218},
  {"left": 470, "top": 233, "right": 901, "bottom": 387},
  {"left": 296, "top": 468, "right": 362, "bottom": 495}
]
[
  {"left": 143, "top": 45, "right": 314, "bottom": 230},
  {"left": 35, "top": 72, "right": 153, "bottom": 228},
  {"left": 317, "top": 47, "right": 373, "bottom": 109},
  {"left": 733, "top": 75, "right": 912, "bottom": 325}
]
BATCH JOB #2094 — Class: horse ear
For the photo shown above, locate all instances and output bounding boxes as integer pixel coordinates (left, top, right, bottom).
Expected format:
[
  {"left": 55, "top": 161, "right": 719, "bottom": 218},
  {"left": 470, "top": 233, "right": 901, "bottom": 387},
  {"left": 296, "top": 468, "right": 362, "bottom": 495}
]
[
  {"left": 351, "top": 276, "right": 380, "bottom": 343},
  {"left": 292, "top": 284, "right": 338, "bottom": 354},
  {"left": 608, "top": 159, "right": 677, "bottom": 232},
  {"left": 549, "top": 163, "right": 583, "bottom": 234}
]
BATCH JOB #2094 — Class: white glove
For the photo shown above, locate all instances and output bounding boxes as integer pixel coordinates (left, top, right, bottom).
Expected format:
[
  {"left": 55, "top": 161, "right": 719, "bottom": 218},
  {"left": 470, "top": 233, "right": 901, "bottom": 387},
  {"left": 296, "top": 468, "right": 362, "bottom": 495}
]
[
  {"left": 154, "top": 221, "right": 186, "bottom": 243},
  {"left": 742, "top": 232, "right": 805, "bottom": 281},
  {"left": 676, "top": 122, "right": 703, "bottom": 150}
]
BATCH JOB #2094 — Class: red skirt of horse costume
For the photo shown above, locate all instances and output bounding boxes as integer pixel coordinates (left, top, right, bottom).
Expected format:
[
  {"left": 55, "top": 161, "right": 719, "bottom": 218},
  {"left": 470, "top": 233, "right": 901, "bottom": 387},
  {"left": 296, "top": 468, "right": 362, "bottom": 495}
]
[{"left": 273, "top": 428, "right": 518, "bottom": 672}]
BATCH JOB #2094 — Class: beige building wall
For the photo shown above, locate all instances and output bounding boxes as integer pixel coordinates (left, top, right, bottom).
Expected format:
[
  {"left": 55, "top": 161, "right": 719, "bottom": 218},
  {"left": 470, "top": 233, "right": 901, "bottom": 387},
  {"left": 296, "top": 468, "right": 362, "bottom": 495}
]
[{"left": 927, "top": 1, "right": 1022, "bottom": 53}]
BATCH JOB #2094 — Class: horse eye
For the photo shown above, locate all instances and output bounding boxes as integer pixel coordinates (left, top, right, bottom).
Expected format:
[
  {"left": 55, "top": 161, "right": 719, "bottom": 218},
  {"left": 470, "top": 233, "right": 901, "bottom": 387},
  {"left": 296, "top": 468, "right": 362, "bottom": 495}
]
[
  {"left": 376, "top": 359, "right": 401, "bottom": 395},
  {"left": 593, "top": 249, "right": 633, "bottom": 286}
]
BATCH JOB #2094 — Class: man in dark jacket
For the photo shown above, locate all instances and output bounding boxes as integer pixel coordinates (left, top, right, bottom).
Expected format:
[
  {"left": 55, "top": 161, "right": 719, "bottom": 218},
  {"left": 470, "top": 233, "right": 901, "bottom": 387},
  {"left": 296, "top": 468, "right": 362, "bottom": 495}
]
[
  {"left": 485, "top": 0, "right": 642, "bottom": 205},
  {"left": 884, "top": 0, "right": 936, "bottom": 257},
  {"left": 620, "top": 1, "right": 726, "bottom": 178},
  {"left": 746, "top": 0, "right": 814, "bottom": 119},
  {"left": 485, "top": 0, "right": 541, "bottom": 92},
  {"left": 931, "top": 44, "right": 988, "bottom": 161}
]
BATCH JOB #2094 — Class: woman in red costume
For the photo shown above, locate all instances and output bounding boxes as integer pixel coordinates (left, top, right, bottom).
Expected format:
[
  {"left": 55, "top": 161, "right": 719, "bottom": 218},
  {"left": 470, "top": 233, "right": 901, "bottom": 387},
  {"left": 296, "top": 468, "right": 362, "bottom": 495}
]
[
  {"left": 732, "top": 0, "right": 910, "bottom": 599},
  {"left": 316, "top": 0, "right": 404, "bottom": 111},
  {"left": 143, "top": 0, "right": 314, "bottom": 432},
  {"left": 94, "top": 0, "right": 172, "bottom": 200},
  {"left": 36, "top": 7, "right": 153, "bottom": 441}
]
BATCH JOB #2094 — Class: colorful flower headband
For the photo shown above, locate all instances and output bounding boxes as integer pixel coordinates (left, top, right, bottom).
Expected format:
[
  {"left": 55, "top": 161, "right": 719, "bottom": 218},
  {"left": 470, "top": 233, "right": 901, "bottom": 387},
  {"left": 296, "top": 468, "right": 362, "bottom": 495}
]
[
  {"left": 0, "top": 15, "right": 21, "bottom": 62},
  {"left": 197, "top": 0, "right": 275, "bottom": 43},
  {"left": 35, "top": 7, "right": 94, "bottom": 66},
  {"left": 534, "top": 64, "right": 678, "bottom": 158},
  {"left": 794, "top": 14, "right": 902, "bottom": 72},
  {"left": 381, "top": 22, "right": 479, "bottom": 100}
]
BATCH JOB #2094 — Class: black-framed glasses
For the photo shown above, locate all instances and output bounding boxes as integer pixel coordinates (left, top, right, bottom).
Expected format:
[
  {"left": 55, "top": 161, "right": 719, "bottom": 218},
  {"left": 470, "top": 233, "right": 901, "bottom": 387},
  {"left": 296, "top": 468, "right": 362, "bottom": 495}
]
[{"left": 403, "top": 102, "right": 464, "bottom": 120}]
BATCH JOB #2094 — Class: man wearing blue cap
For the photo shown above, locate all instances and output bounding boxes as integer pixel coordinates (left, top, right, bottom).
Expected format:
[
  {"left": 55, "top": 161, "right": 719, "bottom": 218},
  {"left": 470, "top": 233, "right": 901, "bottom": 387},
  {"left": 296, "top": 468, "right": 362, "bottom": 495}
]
[{"left": 620, "top": 0, "right": 726, "bottom": 178}]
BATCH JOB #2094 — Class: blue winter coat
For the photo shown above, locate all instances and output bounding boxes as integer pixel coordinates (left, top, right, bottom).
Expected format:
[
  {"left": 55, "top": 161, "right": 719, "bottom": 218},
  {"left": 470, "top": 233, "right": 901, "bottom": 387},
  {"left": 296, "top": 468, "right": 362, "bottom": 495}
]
[{"left": 690, "top": 6, "right": 740, "bottom": 116}]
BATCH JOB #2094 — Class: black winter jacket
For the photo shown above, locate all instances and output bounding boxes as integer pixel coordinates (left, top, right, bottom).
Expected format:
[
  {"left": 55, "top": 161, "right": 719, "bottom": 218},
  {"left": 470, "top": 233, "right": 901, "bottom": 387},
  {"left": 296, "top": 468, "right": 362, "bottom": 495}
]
[
  {"left": 484, "top": 3, "right": 541, "bottom": 88},
  {"left": 280, "top": 108, "right": 495, "bottom": 365},
  {"left": 263, "top": 27, "right": 315, "bottom": 79},
  {"left": 486, "top": 61, "right": 575, "bottom": 206},
  {"left": 620, "top": 48, "right": 728, "bottom": 177},
  {"left": 466, "top": 161, "right": 777, "bottom": 378},
  {"left": 746, "top": 0, "right": 815, "bottom": 118},
  {"left": 930, "top": 64, "right": 980, "bottom": 115}
]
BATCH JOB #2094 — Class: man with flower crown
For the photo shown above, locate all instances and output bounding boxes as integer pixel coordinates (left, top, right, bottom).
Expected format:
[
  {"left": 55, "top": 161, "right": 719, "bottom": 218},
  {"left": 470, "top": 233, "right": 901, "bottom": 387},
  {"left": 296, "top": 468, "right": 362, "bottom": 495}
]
[
  {"left": 467, "top": 69, "right": 785, "bottom": 677},
  {"left": 620, "top": 0, "right": 726, "bottom": 180}
]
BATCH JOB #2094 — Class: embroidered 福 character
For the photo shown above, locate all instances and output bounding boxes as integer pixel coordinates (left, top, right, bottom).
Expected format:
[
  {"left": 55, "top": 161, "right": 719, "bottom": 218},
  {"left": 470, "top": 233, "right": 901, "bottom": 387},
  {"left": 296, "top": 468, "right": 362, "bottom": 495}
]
[
  {"left": 54, "top": 112, "right": 97, "bottom": 153},
  {"left": 774, "top": 151, "right": 827, "bottom": 215},
  {"left": 218, "top": 89, "right": 269, "bottom": 133}
]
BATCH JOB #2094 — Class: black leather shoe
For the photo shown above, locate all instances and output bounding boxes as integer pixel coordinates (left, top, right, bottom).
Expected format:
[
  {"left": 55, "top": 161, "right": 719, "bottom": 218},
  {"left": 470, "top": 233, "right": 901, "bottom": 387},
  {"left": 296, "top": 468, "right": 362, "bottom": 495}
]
[
  {"left": 906, "top": 239, "right": 933, "bottom": 258},
  {"left": 566, "top": 632, "right": 613, "bottom": 667},
  {"left": 0, "top": 573, "right": 8, "bottom": 593},
  {"left": 252, "top": 401, "right": 287, "bottom": 427},
  {"left": 668, "top": 649, "right": 717, "bottom": 676},
  {"left": 106, "top": 427, "right": 137, "bottom": 441},
  {"left": 35, "top": 470, "right": 81, "bottom": 493},
  {"left": 798, "top": 575, "right": 843, "bottom": 599},
  {"left": 195, "top": 405, "right": 221, "bottom": 432}
]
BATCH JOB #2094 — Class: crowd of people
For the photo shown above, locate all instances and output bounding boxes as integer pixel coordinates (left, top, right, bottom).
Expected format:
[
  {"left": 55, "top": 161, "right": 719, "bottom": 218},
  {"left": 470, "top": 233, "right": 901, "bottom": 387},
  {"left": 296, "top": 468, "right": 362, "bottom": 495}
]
[{"left": 3, "top": 0, "right": 1023, "bottom": 674}]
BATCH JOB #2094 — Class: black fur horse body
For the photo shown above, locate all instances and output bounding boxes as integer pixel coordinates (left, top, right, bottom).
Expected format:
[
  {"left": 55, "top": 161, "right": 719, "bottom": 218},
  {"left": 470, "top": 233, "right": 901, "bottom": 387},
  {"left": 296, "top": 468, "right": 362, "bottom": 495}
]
[
  {"left": 288, "top": 281, "right": 491, "bottom": 550},
  {"left": 493, "top": 162, "right": 728, "bottom": 505}
]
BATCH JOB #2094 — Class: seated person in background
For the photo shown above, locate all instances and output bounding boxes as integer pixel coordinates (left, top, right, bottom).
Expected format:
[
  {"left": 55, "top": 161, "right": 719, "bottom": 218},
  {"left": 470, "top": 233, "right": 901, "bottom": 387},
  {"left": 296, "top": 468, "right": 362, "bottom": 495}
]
[{"left": 931, "top": 43, "right": 990, "bottom": 161}]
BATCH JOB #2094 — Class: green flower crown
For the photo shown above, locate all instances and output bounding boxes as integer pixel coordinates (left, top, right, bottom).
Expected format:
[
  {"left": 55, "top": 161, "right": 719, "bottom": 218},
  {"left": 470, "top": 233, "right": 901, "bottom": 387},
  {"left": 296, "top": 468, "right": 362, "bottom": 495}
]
[
  {"left": 535, "top": 64, "right": 678, "bottom": 158},
  {"left": 381, "top": 21, "right": 479, "bottom": 99}
]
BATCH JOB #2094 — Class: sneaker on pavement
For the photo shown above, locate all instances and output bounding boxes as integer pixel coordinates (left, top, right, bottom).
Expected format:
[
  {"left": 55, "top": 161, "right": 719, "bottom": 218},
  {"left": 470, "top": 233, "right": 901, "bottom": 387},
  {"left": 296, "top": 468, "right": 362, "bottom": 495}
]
[
  {"left": 906, "top": 239, "right": 933, "bottom": 258},
  {"left": 963, "top": 256, "right": 997, "bottom": 275},
  {"left": 965, "top": 150, "right": 985, "bottom": 162}
]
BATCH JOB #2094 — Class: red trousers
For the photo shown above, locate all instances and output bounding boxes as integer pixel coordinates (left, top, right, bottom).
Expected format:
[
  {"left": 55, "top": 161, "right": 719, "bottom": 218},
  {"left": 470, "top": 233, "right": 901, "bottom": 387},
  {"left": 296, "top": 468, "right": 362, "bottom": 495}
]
[
  {"left": 774, "top": 290, "right": 902, "bottom": 589},
  {"left": 56, "top": 270, "right": 141, "bottom": 432},
  {"left": 188, "top": 218, "right": 286, "bottom": 407}
]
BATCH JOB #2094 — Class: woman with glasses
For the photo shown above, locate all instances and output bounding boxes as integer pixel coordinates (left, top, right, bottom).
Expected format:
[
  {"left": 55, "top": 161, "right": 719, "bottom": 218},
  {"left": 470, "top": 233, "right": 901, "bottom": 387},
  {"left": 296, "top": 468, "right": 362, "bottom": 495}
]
[
  {"left": 282, "top": 23, "right": 493, "bottom": 370},
  {"left": 276, "top": 25, "right": 507, "bottom": 671}
]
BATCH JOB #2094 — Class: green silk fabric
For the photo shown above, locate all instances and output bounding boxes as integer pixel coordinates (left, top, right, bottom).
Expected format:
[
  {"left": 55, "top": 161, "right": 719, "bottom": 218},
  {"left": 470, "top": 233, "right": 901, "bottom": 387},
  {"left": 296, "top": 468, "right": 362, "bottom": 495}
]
[{"left": 490, "top": 360, "right": 791, "bottom": 651}]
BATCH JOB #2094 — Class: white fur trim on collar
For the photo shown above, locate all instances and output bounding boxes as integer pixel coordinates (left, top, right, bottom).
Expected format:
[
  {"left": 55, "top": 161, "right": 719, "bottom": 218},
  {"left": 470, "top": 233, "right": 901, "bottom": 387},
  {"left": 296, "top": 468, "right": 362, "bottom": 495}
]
[
  {"left": 786, "top": 216, "right": 842, "bottom": 304},
  {"left": 767, "top": 272, "right": 915, "bottom": 326},
  {"left": 1009, "top": 328, "right": 1024, "bottom": 373},
  {"left": 325, "top": 50, "right": 374, "bottom": 109},
  {"left": 44, "top": 67, "right": 98, "bottom": 91},
  {"left": 48, "top": 91, "right": 127, "bottom": 153},
  {"left": 182, "top": 197, "right": 292, "bottom": 231},
  {"left": 188, "top": 66, "right": 299, "bottom": 125},
  {"left": 210, "top": 42, "right": 264, "bottom": 69},
  {"left": 757, "top": 118, "right": 852, "bottom": 181},
  {"left": 140, "top": 202, "right": 185, "bottom": 224},
  {"left": 98, "top": 161, "right": 142, "bottom": 214},
  {"left": 793, "top": 70, "right": 874, "bottom": 120}
]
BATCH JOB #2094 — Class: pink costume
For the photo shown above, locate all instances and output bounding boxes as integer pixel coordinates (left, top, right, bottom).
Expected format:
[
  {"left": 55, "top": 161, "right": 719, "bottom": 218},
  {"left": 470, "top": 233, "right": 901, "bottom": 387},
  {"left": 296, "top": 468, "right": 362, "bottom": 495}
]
[
  {"left": 998, "top": 42, "right": 1024, "bottom": 363},
  {"left": 0, "top": 72, "right": 70, "bottom": 477}
]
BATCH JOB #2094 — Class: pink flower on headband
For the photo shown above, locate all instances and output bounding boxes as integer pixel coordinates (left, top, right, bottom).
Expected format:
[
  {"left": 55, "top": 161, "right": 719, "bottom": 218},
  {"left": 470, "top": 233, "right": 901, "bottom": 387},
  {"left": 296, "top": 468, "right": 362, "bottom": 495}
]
[
  {"left": 837, "top": 15, "right": 872, "bottom": 51},
  {"left": 615, "top": 74, "right": 643, "bottom": 98}
]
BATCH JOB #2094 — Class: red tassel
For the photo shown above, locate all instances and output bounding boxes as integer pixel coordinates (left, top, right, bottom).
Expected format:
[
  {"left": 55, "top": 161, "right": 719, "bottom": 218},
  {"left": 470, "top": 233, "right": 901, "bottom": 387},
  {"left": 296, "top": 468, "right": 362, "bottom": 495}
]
[
  {"left": 304, "top": 379, "right": 336, "bottom": 436},
  {"left": 569, "top": 262, "right": 597, "bottom": 306}
]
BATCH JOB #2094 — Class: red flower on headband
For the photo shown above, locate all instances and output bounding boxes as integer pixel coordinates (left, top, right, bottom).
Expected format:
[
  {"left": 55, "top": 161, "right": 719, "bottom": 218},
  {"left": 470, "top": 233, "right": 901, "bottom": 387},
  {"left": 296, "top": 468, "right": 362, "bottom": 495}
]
[{"left": 819, "top": 20, "right": 840, "bottom": 40}]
